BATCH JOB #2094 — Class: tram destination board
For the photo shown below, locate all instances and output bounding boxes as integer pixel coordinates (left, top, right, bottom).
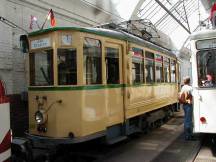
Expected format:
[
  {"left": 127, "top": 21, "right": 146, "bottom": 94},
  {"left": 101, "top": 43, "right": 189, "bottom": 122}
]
[{"left": 196, "top": 38, "right": 216, "bottom": 50}]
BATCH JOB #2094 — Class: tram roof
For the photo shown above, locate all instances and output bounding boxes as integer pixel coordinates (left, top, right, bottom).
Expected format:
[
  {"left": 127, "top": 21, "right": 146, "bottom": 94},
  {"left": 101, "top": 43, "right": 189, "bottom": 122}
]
[
  {"left": 29, "top": 27, "right": 176, "bottom": 58},
  {"left": 190, "top": 29, "right": 216, "bottom": 41}
]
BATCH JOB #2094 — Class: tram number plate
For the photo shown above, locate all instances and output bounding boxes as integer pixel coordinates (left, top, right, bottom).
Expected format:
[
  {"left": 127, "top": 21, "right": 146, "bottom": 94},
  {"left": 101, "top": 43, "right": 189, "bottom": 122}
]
[
  {"left": 196, "top": 39, "right": 216, "bottom": 50},
  {"left": 31, "top": 38, "right": 51, "bottom": 49}
]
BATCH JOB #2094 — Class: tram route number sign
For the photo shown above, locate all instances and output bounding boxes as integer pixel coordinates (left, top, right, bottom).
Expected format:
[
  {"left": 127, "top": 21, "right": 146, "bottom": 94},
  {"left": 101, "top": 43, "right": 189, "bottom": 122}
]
[
  {"left": 61, "top": 34, "right": 72, "bottom": 46},
  {"left": 196, "top": 38, "right": 216, "bottom": 50},
  {"left": 31, "top": 38, "right": 51, "bottom": 49}
]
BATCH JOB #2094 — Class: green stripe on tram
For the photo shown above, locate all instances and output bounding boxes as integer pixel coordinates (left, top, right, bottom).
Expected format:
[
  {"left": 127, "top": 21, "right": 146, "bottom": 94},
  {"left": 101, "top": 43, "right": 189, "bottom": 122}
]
[
  {"left": 28, "top": 83, "right": 176, "bottom": 91},
  {"left": 29, "top": 84, "right": 124, "bottom": 91}
]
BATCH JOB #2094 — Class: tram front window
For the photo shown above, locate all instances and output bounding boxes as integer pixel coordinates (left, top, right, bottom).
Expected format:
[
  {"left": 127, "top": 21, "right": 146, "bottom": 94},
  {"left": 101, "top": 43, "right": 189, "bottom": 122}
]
[
  {"left": 83, "top": 38, "right": 102, "bottom": 85},
  {"left": 197, "top": 50, "right": 216, "bottom": 87},
  {"left": 57, "top": 49, "right": 77, "bottom": 85},
  {"left": 29, "top": 49, "right": 53, "bottom": 86}
]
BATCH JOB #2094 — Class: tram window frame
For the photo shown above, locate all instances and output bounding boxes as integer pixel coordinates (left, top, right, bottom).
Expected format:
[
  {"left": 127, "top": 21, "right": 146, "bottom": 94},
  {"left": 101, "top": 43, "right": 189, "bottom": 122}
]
[
  {"left": 57, "top": 48, "right": 77, "bottom": 85},
  {"left": 132, "top": 47, "right": 144, "bottom": 84},
  {"left": 197, "top": 50, "right": 216, "bottom": 88},
  {"left": 105, "top": 47, "right": 120, "bottom": 84},
  {"left": 155, "top": 54, "right": 163, "bottom": 83},
  {"left": 170, "top": 60, "right": 176, "bottom": 83},
  {"left": 83, "top": 37, "right": 102, "bottom": 85},
  {"left": 145, "top": 51, "right": 155, "bottom": 84},
  {"left": 29, "top": 49, "right": 54, "bottom": 86},
  {"left": 164, "top": 57, "right": 170, "bottom": 83}
]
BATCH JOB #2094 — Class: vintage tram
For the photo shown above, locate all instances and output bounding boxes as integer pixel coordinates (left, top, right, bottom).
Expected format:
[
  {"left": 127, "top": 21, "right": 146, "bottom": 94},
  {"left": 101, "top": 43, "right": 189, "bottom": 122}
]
[
  {"left": 190, "top": 29, "right": 216, "bottom": 134},
  {"left": 22, "top": 26, "right": 180, "bottom": 146}
]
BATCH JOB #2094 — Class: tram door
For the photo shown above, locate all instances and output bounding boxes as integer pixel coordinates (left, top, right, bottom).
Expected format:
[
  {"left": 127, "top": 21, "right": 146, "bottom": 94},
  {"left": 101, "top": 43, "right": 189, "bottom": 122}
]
[{"left": 105, "top": 43, "right": 124, "bottom": 126}]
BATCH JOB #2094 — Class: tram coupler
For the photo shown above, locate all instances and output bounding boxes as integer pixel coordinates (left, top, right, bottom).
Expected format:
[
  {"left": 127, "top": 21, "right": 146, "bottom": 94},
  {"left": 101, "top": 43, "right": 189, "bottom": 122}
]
[{"left": 11, "top": 137, "right": 33, "bottom": 162}]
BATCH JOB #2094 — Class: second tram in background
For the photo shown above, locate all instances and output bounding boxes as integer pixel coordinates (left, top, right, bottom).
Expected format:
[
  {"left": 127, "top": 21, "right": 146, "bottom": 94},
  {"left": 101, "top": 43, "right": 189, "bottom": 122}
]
[{"left": 190, "top": 29, "right": 216, "bottom": 133}]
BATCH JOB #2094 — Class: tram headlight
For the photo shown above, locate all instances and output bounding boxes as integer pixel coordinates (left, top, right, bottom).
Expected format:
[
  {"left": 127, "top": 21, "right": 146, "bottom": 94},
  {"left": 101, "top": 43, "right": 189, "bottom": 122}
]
[{"left": 35, "top": 110, "right": 47, "bottom": 124}]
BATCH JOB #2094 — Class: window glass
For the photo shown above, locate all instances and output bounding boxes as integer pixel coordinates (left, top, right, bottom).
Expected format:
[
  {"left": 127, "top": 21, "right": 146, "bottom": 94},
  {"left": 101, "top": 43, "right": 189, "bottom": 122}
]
[
  {"left": 106, "top": 47, "right": 119, "bottom": 84},
  {"left": 155, "top": 54, "right": 163, "bottom": 82},
  {"left": 57, "top": 49, "right": 77, "bottom": 85},
  {"left": 145, "top": 51, "right": 155, "bottom": 83},
  {"left": 29, "top": 49, "right": 53, "bottom": 86},
  {"left": 164, "top": 57, "right": 170, "bottom": 83},
  {"left": 171, "top": 60, "right": 176, "bottom": 83},
  {"left": 197, "top": 50, "right": 216, "bottom": 87},
  {"left": 132, "top": 47, "right": 144, "bottom": 83},
  {"left": 83, "top": 38, "right": 102, "bottom": 84}
]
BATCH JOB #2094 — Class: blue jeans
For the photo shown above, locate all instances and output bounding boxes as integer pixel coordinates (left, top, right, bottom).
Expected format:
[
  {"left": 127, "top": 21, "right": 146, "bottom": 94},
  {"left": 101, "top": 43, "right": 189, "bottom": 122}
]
[{"left": 183, "top": 104, "right": 193, "bottom": 139}]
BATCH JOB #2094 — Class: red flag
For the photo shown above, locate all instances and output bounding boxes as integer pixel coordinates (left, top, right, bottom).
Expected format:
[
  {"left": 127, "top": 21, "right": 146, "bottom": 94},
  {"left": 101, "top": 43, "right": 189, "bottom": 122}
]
[
  {"left": 210, "top": 3, "right": 216, "bottom": 20},
  {"left": 48, "top": 9, "right": 56, "bottom": 27}
]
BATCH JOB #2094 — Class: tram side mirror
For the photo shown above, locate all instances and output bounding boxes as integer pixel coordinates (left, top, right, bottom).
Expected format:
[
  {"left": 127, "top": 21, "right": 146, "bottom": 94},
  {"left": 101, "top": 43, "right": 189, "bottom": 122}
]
[{"left": 20, "top": 35, "right": 29, "bottom": 53}]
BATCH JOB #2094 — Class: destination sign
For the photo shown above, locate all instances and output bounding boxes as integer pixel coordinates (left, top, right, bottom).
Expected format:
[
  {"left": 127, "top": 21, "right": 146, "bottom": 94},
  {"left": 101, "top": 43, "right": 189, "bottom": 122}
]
[
  {"left": 31, "top": 38, "right": 51, "bottom": 49},
  {"left": 196, "top": 38, "right": 216, "bottom": 50}
]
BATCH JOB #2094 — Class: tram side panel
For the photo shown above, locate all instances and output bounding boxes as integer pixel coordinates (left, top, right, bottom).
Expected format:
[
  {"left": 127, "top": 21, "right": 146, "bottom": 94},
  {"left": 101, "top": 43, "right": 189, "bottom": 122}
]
[
  {"left": 125, "top": 83, "right": 178, "bottom": 119},
  {"left": 124, "top": 44, "right": 178, "bottom": 119}
]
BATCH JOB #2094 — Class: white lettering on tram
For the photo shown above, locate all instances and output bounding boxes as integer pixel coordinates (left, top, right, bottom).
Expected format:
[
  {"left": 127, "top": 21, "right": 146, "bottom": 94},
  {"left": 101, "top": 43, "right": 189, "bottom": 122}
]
[{"left": 31, "top": 38, "right": 51, "bottom": 49}]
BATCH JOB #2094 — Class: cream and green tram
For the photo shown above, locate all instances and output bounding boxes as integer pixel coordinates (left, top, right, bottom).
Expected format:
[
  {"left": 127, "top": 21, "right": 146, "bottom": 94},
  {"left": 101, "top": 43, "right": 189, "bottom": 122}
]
[{"left": 26, "top": 27, "right": 179, "bottom": 145}]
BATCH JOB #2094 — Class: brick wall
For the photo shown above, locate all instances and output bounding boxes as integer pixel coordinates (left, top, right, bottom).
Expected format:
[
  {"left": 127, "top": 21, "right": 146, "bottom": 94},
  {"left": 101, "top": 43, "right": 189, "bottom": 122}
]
[{"left": 0, "top": 0, "right": 119, "bottom": 95}]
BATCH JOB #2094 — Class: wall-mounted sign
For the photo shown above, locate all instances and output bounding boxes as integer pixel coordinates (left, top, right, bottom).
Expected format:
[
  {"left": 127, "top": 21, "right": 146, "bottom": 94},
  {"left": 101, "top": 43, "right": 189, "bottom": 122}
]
[
  {"left": 196, "top": 38, "right": 216, "bottom": 50},
  {"left": 31, "top": 38, "right": 51, "bottom": 49},
  {"left": 61, "top": 34, "right": 72, "bottom": 46}
]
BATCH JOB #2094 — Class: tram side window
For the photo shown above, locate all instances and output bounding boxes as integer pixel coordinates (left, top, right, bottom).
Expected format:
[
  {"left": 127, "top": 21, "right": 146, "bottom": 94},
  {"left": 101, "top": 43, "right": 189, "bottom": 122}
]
[
  {"left": 106, "top": 47, "right": 119, "bottom": 84},
  {"left": 29, "top": 49, "right": 53, "bottom": 86},
  {"left": 57, "top": 49, "right": 77, "bottom": 85},
  {"left": 83, "top": 38, "right": 102, "bottom": 85},
  {"left": 132, "top": 48, "right": 144, "bottom": 84},
  {"left": 197, "top": 50, "right": 216, "bottom": 87},
  {"left": 145, "top": 51, "right": 155, "bottom": 83},
  {"left": 164, "top": 57, "right": 170, "bottom": 83},
  {"left": 171, "top": 60, "right": 176, "bottom": 83},
  {"left": 155, "top": 54, "right": 163, "bottom": 82}
]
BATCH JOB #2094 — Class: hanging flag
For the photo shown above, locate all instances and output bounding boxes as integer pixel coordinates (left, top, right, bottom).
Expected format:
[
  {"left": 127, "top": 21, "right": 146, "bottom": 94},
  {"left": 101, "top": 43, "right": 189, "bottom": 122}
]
[
  {"left": 29, "top": 15, "right": 34, "bottom": 30},
  {"left": 210, "top": 3, "right": 216, "bottom": 21},
  {"left": 41, "top": 9, "right": 56, "bottom": 30},
  {"left": 48, "top": 9, "right": 56, "bottom": 27},
  {"left": 29, "top": 15, "right": 40, "bottom": 30}
]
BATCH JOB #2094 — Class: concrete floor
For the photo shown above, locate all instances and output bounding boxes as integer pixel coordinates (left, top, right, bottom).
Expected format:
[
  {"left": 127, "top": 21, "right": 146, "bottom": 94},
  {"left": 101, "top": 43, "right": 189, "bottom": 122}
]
[{"left": 102, "top": 111, "right": 201, "bottom": 162}]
